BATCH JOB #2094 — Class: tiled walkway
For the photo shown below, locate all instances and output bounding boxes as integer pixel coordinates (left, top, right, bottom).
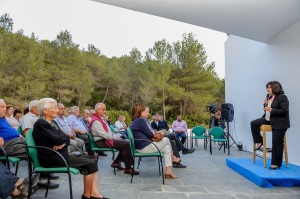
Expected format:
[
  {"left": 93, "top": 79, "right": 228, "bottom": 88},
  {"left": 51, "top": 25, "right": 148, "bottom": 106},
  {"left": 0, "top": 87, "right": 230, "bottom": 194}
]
[{"left": 15, "top": 143, "right": 300, "bottom": 199}]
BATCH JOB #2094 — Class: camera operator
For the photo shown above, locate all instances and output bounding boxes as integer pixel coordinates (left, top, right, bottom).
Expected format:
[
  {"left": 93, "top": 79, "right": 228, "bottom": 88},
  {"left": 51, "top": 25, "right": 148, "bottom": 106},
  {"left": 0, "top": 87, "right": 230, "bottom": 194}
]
[{"left": 209, "top": 108, "right": 226, "bottom": 129}]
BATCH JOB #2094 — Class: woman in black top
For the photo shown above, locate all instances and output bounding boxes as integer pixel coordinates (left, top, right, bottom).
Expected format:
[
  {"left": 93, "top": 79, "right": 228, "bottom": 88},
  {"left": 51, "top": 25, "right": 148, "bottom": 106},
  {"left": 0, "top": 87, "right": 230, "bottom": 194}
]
[
  {"left": 250, "top": 81, "right": 290, "bottom": 170},
  {"left": 32, "top": 98, "right": 108, "bottom": 199}
]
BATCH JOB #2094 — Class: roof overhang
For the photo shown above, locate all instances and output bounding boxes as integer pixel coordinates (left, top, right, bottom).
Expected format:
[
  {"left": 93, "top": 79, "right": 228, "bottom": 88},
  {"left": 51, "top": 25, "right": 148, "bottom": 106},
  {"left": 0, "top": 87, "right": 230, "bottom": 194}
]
[{"left": 92, "top": 0, "right": 300, "bottom": 43}]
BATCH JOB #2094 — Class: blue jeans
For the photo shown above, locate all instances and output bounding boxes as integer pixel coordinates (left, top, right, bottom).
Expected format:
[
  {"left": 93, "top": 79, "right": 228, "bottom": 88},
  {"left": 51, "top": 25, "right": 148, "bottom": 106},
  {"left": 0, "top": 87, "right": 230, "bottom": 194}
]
[
  {"left": 174, "top": 131, "right": 187, "bottom": 145},
  {"left": 0, "top": 162, "right": 19, "bottom": 198}
]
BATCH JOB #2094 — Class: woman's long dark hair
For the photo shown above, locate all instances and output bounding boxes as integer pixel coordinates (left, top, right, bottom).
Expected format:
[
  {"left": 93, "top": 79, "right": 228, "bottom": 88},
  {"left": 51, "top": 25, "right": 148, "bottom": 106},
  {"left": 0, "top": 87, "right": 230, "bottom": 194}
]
[{"left": 266, "top": 81, "right": 284, "bottom": 95}]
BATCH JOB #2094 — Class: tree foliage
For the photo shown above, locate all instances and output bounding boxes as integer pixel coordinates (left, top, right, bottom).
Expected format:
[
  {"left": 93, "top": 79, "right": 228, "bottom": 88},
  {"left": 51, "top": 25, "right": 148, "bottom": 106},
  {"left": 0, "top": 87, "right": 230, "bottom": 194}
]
[{"left": 0, "top": 14, "right": 224, "bottom": 125}]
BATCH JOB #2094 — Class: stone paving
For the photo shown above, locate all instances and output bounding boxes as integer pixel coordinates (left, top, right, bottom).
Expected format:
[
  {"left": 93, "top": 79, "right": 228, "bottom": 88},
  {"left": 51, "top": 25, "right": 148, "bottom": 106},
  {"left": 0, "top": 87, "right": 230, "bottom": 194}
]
[{"left": 13, "top": 142, "right": 300, "bottom": 199}]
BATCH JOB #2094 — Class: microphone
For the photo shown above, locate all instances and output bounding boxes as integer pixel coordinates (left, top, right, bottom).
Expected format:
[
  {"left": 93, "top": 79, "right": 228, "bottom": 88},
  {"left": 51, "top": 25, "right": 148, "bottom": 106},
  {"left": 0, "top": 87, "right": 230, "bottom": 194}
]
[{"left": 264, "top": 94, "right": 271, "bottom": 107}]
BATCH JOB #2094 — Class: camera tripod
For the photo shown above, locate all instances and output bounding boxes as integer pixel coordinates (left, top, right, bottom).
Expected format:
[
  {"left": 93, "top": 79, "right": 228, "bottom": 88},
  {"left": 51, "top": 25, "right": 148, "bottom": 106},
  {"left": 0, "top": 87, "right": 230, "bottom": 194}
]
[{"left": 219, "top": 121, "right": 238, "bottom": 155}]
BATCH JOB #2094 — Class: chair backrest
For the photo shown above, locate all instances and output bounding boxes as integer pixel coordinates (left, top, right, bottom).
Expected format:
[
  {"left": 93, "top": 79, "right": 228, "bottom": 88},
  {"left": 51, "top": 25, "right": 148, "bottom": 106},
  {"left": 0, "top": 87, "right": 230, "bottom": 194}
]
[
  {"left": 126, "top": 127, "right": 137, "bottom": 153},
  {"left": 192, "top": 126, "right": 206, "bottom": 136},
  {"left": 209, "top": 126, "right": 225, "bottom": 139},
  {"left": 87, "top": 132, "right": 97, "bottom": 149},
  {"left": 17, "top": 126, "right": 23, "bottom": 135},
  {"left": 25, "top": 129, "right": 40, "bottom": 168},
  {"left": 109, "top": 125, "right": 117, "bottom": 133}
]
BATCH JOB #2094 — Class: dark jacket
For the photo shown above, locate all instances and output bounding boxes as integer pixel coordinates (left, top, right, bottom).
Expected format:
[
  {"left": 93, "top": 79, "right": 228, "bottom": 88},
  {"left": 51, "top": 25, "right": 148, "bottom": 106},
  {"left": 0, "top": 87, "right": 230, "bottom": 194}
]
[
  {"left": 130, "top": 118, "right": 154, "bottom": 150},
  {"left": 264, "top": 94, "right": 290, "bottom": 129},
  {"left": 151, "top": 120, "right": 169, "bottom": 131},
  {"left": 33, "top": 119, "right": 70, "bottom": 167}
]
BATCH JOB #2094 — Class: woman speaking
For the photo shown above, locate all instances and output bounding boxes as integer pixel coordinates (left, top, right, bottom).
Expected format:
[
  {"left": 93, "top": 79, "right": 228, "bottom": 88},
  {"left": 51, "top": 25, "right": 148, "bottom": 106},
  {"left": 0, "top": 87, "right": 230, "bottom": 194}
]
[{"left": 250, "top": 81, "right": 290, "bottom": 170}]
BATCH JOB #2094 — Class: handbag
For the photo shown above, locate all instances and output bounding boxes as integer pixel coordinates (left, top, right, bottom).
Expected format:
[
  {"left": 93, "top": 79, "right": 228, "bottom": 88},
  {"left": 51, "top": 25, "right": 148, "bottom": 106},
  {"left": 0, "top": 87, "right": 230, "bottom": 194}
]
[{"left": 152, "top": 133, "right": 163, "bottom": 142}]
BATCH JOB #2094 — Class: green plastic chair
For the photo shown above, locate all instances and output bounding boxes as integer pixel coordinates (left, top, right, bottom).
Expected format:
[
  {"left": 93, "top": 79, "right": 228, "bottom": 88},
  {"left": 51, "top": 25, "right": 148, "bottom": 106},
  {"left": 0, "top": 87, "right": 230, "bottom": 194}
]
[
  {"left": 87, "top": 132, "right": 117, "bottom": 175},
  {"left": 191, "top": 126, "right": 208, "bottom": 149},
  {"left": 0, "top": 146, "right": 22, "bottom": 175},
  {"left": 17, "top": 125, "right": 23, "bottom": 135},
  {"left": 25, "top": 129, "right": 80, "bottom": 199},
  {"left": 109, "top": 125, "right": 117, "bottom": 133},
  {"left": 209, "top": 126, "right": 229, "bottom": 155},
  {"left": 127, "top": 127, "right": 165, "bottom": 184}
]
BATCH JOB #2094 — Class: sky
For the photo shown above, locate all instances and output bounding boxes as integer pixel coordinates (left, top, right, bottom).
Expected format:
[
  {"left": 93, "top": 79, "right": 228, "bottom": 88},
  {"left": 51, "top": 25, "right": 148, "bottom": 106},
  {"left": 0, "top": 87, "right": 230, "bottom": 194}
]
[{"left": 0, "top": 0, "right": 228, "bottom": 78}]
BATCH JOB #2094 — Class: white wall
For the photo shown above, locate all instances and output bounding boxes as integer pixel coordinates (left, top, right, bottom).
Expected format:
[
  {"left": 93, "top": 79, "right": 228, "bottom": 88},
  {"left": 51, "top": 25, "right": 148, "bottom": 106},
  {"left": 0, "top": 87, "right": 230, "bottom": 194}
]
[{"left": 225, "top": 20, "right": 300, "bottom": 165}]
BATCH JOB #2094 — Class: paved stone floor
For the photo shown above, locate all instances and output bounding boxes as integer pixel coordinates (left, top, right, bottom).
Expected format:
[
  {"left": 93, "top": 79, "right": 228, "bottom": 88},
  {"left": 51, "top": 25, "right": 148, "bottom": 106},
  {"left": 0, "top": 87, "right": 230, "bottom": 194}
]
[{"left": 13, "top": 142, "right": 300, "bottom": 199}]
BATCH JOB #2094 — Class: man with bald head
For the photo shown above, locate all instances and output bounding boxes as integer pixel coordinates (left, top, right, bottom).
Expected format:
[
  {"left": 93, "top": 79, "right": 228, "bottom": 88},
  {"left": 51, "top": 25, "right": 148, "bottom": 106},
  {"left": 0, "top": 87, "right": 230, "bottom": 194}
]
[{"left": 89, "top": 103, "right": 139, "bottom": 175}]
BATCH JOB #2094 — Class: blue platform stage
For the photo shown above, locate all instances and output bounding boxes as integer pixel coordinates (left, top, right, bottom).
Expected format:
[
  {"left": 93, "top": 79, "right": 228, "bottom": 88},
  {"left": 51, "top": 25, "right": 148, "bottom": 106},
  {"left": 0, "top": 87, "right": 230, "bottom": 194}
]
[{"left": 226, "top": 158, "right": 300, "bottom": 188}]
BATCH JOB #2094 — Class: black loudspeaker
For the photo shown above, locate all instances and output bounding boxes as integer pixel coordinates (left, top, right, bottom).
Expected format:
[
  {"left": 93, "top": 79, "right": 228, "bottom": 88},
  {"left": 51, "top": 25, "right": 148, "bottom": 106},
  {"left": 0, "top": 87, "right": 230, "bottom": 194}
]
[{"left": 221, "top": 103, "right": 234, "bottom": 122}]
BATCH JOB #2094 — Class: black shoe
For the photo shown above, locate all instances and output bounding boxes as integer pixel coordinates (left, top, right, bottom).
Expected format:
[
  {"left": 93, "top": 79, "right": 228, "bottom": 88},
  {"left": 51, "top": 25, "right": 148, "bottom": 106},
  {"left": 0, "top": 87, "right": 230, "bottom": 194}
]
[
  {"left": 173, "top": 163, "right": 187, "bottom": 168},
  {"left": 268, "top": 166, "right": 280, "bottom": 170},
  {"left": 40, "top": 173, "right": 59, "bottom": 180},
  {"left": 182, "top": 148, "right": 195, "bottom": 155},
  {"left": 49, "top": 173, "right": 59, "bottom": 180},
  {"left": 98, "top": 151, "right": 108, "bottom": 156},
  {"left": 37, "top": 181, "right": 59, "bottom": 189}
]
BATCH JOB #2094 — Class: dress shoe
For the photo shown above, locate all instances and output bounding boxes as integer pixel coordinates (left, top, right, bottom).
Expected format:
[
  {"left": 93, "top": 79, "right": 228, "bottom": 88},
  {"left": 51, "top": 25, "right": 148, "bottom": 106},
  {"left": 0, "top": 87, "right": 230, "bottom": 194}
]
[
  {"left": 98, "top": 151, "right": 108, "bottom": 156},
  {"left": 37, "top": 181, "right": 59, "bottom": 189},
  {"left": 165, "top": 173, "right": 177, "bottom": 179},
  {"left": 82, "top": 195, "right": 90, "bottom": 199},
  {"left": 268, "top": 166, "right": 280, "bottom": 170},
  {"left": 111, "top": 163, "right": 125, "bottom": 170},
  {"left": 254, "top": 143, "right": 263, "bottom": 151},
  {"left": 40, "top": 173, "right": 59, "bottom": 180},
  {"left": 173, "top": 162, "right": 187, "bottom": 168},
  {"left": 124, "top": 168, "right": 139, "bottom": 175},
  {"left": 182, "top": 148, "right": 195, "bottom": 155}
]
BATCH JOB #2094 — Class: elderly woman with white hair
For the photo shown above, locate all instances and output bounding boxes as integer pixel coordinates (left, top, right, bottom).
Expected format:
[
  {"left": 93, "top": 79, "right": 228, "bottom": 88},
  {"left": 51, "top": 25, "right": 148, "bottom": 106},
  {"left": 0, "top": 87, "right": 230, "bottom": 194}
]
[{"left": 32, "top": 98, "right": 109, "bottom": 199}]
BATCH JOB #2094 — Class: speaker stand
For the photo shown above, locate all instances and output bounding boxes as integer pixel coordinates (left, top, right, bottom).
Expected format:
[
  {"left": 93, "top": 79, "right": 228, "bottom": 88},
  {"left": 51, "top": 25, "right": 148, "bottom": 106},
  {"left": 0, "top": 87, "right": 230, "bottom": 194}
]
[{"left": 225, "top": 121, "right": 238, "bottom": 155}]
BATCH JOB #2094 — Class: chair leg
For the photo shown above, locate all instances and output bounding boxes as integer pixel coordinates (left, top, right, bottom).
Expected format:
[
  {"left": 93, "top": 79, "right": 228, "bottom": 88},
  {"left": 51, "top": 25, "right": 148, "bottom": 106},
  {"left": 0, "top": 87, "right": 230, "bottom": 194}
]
[
  {"left": 160, "top": 157, "right": 164, "bottom": 184},
  {"left": 253, "top": 143, "right": 256, "bottom": 163},
  {"left": 137, "top": 157, "right": 142, "bottom": 169},
  {"left": 263, "top": 131, "right": 267, "bottom": 168},
  {"left": 157, "top": 157, "right": 161, "bottom": 175},
  {"left": 210, "top": 138, "right": 212, "bottom": 155},
  {"left": 45, "top": 176, "right": 51, "bottom": 197},
  {"left": 284, "top": 135, "right": 288, "bottom": 167},
  {"left": 14, "top": 162, "right": 19, "bottom": 175},
  {"left": 130, "top": 159, "right": 135, "bottom": 183},
  {"left": 68, "top": 172, "right": 73, "bottom": 199},
  {"left": 112, "top": 151, "right": 116, "bottom": 175}
]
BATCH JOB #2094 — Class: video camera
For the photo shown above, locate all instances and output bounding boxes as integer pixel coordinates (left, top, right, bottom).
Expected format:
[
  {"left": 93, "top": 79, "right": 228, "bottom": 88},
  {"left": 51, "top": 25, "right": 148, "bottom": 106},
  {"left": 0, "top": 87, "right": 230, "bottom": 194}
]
[{"left": 206, "top": 104, "right": 217, "bottom": 114}]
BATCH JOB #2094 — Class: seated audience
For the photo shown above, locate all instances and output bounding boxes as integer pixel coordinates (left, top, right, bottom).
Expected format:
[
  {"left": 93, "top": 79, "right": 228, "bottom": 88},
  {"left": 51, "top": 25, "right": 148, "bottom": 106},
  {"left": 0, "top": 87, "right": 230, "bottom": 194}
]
[
  {"left": 23, "top": 107, "right": 29, "bottom": 115},
  {"left": 130, "top": 104, "right": 178, "bottom": 179},
  {"left": 151, "top": 114, "right": 194, "bottom": 168},
  {"left": 159, "top": 115, "right": 169, "bottom": 131},
  {"left": 209, "top": 108, "right": 226, "bottom": 129},
  {"left": 20, "top": 100, "right": 39, "bottom": 136},
  {"left": 0, "top": 100, "right": 28, "bottom": 159},
  {"left": 114, "top": 115, "right": 128, "bottom": 139},
  {"left": 13, "top": 109, "right": 23, "bottom": 122},
  {"left": 55, "top": 103, "right": 85, "bottom": 155},
  {"left": 172, "top": 115, "right": 188, "bottom": 145},
  {"left": 18, "top": 99, "right": 60, "bottom": 189},
  {"left": 89, "top": 103, "right": 139, "bottom": 175},
  {"left": 32, "top": 98, "right": 109, "bottom": 199},
  {"left": 67, "top": 106, "right": 91, "bottom": 155},
  {"left": 5, "top": 105, "right": 20, "bottom": 129},
  {"left": 0, "top": 137, "right": 37, "bottom": 199},
  {"left": 80, "top": 109, "right": 91, "bottom": 130}
]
